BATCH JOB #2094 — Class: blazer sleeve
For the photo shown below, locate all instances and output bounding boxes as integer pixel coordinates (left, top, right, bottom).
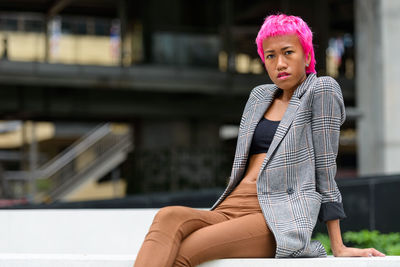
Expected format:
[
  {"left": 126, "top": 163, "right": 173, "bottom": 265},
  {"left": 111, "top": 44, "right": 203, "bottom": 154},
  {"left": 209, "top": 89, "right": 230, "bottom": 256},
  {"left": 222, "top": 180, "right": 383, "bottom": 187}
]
[{"left": 311, "top": 77, "right": 347, "bottom": 223}]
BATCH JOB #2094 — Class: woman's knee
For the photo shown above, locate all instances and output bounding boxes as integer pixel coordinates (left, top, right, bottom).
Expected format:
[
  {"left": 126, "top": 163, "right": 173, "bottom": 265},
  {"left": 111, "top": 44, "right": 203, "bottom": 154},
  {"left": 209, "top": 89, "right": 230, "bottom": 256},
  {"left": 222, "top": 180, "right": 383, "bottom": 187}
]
[{"left": 154, "top": 206, "right": 192, "bottom": 224}]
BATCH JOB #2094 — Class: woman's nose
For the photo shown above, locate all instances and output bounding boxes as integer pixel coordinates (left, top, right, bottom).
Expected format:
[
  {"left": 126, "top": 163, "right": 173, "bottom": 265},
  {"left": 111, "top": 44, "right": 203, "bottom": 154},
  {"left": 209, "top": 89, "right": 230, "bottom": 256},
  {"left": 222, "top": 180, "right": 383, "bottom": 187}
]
[{"left": 276, "top": 55, "right": 287, "bottom": 69}]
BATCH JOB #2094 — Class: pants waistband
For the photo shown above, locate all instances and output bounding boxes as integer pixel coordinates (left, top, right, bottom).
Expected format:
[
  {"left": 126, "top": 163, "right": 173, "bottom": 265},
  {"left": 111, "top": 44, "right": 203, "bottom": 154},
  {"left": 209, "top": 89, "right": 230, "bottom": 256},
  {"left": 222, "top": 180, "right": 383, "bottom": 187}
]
[{"left": 230, "top": 182, "right": 257, "bottom": 195}]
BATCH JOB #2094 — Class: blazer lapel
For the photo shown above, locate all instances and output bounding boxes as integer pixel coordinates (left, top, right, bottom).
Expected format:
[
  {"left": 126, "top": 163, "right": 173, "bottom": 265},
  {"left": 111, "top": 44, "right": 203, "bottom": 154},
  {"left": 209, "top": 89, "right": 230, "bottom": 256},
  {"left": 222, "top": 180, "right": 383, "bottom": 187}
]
[
  {"left": 257, "top": 94, "right": 300, "bottom": 174},
  {"left": 229, "top": 93, "right": 275, "bottom": 186}
]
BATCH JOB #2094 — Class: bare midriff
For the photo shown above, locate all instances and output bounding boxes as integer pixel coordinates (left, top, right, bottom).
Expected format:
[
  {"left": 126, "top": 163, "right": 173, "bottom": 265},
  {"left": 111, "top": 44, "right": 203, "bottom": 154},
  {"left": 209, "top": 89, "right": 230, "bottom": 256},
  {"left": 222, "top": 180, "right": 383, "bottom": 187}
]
[{"left": 240, "top": 152, "right": 267, "bottom": 184}]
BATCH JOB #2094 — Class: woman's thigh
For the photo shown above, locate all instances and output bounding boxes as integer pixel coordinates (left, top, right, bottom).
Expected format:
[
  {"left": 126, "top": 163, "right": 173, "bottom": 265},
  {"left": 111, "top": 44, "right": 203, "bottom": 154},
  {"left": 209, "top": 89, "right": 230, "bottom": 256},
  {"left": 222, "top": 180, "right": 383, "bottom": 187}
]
[
  {"left": 174, "top": 212, "right": 276, "bottom": 267},
  {"left": 150, "top": 206, "right": 228, "bottom": 238}
]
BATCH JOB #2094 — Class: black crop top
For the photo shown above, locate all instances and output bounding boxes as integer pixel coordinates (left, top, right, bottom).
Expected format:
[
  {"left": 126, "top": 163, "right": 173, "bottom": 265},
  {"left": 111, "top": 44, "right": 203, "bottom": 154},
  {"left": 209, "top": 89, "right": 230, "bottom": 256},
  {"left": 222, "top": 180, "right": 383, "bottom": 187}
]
[{"left": 248, "top": 117, "right": 280, "bottom": 156}]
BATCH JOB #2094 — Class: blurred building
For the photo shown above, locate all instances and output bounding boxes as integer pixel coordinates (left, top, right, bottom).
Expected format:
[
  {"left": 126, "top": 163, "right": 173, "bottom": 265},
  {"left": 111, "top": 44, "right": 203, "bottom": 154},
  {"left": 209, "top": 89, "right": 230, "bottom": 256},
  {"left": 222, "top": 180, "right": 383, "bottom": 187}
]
[{"left": 0, "top": 0, "right": 396, "bottom": 204}]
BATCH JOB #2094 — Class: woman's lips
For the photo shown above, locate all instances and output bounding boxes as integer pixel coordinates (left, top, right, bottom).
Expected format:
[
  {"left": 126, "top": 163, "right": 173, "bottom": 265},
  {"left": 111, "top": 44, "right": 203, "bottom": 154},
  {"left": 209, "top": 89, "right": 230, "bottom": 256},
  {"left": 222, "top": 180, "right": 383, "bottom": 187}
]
[{"left": 278, "top": 72, "right": 290, "bottom": 80}]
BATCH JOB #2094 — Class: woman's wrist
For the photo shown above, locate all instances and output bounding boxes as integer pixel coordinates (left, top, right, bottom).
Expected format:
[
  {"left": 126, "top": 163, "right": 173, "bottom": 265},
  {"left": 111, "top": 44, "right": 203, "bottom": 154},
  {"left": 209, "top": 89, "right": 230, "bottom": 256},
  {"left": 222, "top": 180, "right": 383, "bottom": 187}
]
[{"left": 331, "top": 243, "right": 346, "bottom": 256}]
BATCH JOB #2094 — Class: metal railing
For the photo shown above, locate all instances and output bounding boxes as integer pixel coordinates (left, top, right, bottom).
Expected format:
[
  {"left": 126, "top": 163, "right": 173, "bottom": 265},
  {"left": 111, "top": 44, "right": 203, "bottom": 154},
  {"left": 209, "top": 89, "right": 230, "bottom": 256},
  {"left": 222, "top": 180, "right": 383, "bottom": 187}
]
[{"left": 3, "top": 123, "right": 133, "bottom": 203}]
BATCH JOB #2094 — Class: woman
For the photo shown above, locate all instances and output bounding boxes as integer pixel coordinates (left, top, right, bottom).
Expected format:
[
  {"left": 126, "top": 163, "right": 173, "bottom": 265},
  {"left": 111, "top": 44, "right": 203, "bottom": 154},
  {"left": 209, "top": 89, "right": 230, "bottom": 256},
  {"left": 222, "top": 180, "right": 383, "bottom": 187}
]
[{"left": 134, "top": 13, "right": 385, "bottom": 267}]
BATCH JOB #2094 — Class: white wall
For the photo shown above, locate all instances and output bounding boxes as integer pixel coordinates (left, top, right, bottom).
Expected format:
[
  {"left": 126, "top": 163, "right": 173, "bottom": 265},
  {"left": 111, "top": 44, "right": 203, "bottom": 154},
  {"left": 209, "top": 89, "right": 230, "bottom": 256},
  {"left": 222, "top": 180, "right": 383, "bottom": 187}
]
[{"left": 0, "top": 209, "right": 156, "bottom": 254}]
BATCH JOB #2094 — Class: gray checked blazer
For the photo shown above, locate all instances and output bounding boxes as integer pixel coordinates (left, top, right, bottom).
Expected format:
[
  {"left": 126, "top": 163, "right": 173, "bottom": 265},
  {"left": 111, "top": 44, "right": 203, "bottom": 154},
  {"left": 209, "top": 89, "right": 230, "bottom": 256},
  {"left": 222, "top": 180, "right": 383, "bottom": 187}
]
[{"left": 211, "top": 73, "right": 347, "bottom": 258}]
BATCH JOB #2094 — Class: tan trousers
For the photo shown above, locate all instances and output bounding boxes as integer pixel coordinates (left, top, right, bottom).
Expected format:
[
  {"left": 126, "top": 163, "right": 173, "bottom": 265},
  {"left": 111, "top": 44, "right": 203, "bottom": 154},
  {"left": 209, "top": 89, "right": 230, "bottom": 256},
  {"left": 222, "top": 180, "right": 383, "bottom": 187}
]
[{"left": 134, "top": 182, "right": 276, "bottom": 267}]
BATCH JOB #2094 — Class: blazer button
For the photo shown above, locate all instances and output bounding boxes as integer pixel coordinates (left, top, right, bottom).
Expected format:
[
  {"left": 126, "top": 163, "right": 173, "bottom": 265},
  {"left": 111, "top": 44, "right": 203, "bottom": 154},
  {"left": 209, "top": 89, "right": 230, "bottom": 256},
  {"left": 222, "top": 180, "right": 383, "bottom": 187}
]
[{"left": 287, "top": 188, "right": 294, "bottom": 194}]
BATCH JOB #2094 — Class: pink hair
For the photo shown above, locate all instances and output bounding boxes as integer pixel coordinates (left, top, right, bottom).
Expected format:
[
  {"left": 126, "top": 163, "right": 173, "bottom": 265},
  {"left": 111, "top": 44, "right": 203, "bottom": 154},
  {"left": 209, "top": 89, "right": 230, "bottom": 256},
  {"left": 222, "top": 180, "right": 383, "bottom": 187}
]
[{"left": 255, "top": 13, "right": 316, "bottom": 74}]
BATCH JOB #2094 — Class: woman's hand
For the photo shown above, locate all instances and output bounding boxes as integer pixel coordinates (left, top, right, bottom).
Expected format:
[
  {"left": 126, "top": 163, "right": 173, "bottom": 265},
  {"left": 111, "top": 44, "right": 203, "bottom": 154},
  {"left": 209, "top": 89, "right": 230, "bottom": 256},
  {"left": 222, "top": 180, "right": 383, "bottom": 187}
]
[
  {"left": 332, "top": 244, "right": 386, "bottom": 257},
  {"left": 325, "top": 220, "right": 386, "bottom": 257}
]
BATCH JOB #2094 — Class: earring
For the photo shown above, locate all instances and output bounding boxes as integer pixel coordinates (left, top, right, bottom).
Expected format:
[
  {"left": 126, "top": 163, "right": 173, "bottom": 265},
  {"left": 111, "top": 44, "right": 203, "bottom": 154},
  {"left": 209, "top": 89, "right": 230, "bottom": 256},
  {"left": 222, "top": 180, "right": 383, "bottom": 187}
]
[{"left": 306, "top": 63, "right": 309, "bottom": 67}]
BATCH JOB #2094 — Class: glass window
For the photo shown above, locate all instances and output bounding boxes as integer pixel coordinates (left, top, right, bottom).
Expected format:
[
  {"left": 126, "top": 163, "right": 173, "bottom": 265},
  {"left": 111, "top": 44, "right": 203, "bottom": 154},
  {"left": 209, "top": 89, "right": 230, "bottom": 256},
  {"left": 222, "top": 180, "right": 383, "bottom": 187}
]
[
  {"left": 95, "top": 20, "right": 110, "bottom": 36},
  {"left": 1, "top": 18, "right": 18, "bottom": 31},
  {"left": 24, "top": 19, "right": 44, "bottom": 32},
  {"left": 152, "top": 32, "right": 220, "bottom": 68}
]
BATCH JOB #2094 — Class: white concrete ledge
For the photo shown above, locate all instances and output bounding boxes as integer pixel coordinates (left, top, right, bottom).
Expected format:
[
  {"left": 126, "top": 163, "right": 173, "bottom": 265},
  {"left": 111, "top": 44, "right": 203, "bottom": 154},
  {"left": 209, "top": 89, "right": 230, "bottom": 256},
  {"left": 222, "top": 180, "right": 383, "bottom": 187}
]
[
  {"left": 0, "top": 254, "right": 399, "bottom": 267},
  {"left": 0, "top": 209, "right": 399, "bottom": 267},
  {"left": 199, "top": 257, "right": 400, "bottom": 267}
]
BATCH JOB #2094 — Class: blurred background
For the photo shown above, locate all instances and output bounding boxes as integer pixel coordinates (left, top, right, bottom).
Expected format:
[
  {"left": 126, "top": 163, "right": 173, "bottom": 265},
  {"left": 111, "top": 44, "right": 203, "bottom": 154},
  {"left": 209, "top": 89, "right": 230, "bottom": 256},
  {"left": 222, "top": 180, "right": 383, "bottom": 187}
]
[{"left": 0, "top": 0, "right": 398, "bottom": 233}]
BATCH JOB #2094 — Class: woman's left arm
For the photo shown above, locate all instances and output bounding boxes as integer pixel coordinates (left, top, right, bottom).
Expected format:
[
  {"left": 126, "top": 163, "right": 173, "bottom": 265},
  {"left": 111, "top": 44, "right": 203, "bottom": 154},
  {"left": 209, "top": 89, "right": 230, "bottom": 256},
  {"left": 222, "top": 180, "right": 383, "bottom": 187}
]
[
  {"left": 326, "top": 219, "right": 385, "bottom": 257},
  {"left": 313, "top": 78, "right": 384, "bottom": 257}
]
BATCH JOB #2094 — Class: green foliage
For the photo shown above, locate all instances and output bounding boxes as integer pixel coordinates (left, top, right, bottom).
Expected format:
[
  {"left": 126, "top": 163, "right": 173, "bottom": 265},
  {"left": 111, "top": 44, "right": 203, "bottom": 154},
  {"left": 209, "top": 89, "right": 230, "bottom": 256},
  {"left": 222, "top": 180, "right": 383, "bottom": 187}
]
[
  {"left": 313, "top": 230, "right": 400, "bottom": 255},
  {"left": 343, "top": 230, "right": 400, "bottom": 255},
  {"left": 387, "top": 243, "right": 400, "bottom": 255}
]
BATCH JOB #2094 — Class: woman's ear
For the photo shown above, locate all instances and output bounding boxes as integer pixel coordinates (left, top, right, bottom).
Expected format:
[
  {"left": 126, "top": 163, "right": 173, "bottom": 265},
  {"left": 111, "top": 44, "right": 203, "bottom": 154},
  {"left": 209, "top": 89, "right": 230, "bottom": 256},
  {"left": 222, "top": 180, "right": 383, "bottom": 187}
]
[{"left": 305, "top": 52, "right": 311, "bottom": 66}]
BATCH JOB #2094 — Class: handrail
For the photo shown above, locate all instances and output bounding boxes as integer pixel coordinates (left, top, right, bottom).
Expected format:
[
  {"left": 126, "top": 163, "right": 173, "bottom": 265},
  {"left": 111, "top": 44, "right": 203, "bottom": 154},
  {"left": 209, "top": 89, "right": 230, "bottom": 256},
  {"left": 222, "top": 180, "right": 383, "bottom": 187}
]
[
  {"left": 38, "top": 123, "right": 112, "bottom": 177},
  {"left": 3, "top": 123, "right": 112, "bottom": 181},
  {"left": 46, "top": 133, "right": 132, "bottom": 201},
  {"left": 3, "top": 123, "right": 133, "bottom": 202}
]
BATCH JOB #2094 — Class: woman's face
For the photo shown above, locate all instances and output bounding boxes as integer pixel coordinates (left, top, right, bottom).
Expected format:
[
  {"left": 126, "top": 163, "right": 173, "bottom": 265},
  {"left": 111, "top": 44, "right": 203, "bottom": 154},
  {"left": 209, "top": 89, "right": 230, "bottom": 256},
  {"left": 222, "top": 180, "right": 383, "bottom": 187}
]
[{"left": 262, "top": 34, "right": 311, "bottom": 93}]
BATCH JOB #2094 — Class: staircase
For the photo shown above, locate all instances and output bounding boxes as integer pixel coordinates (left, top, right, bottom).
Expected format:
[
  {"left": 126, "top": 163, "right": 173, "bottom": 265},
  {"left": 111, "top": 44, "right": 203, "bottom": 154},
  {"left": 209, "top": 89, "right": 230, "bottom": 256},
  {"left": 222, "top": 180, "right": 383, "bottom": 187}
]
[{"left": 3, "top": 123, "right": 133, "bottom": 203}]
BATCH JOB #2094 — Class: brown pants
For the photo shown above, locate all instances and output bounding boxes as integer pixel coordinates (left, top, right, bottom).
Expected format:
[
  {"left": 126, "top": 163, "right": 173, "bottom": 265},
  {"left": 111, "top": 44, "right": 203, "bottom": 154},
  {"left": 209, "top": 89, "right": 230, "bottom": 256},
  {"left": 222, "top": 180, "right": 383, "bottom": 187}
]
[{"left": 134, "top": 182, "right": 276, "bottom": 267}]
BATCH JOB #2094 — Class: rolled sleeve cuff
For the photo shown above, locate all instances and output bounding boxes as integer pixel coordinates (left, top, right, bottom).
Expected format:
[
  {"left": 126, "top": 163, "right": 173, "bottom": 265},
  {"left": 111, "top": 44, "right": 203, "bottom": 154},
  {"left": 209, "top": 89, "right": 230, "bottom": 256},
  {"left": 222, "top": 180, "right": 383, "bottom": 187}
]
[{"left": 318, "top": 202, "right": 347, "bottom": 223}]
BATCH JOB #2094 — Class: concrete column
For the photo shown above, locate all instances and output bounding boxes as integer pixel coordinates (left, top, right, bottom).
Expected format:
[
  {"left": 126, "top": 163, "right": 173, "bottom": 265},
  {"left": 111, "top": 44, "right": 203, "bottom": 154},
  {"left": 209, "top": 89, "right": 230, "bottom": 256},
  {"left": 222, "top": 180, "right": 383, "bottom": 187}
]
[{"left": 355, "top": 0, "right": 400, "bottom": 176}]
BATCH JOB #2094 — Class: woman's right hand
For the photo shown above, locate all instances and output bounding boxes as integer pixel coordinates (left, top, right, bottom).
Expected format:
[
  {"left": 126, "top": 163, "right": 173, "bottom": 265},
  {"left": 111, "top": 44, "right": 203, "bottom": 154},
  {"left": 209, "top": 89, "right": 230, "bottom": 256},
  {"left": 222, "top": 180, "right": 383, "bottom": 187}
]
[{"left": 333, "top": 244, "right": 386, "bottom": 257}]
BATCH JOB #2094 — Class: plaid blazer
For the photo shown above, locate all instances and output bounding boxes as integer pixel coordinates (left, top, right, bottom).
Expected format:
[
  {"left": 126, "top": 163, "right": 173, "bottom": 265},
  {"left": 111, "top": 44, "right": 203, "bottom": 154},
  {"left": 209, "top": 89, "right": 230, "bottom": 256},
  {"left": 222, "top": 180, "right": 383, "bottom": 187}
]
[{"left": 211, "top": 73, "right": 346, "bottom": 258}]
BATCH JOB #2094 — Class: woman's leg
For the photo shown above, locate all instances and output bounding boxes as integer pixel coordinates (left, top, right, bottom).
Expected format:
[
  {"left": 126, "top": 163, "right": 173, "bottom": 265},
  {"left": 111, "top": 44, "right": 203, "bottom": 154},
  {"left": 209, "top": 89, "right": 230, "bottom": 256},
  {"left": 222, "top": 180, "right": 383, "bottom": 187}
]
[
  {"left": 173, "top": 212, "right": 276, "bottom": 267},
  {"left": 134, "top": 206, "right": 228, "bottom": 267}
]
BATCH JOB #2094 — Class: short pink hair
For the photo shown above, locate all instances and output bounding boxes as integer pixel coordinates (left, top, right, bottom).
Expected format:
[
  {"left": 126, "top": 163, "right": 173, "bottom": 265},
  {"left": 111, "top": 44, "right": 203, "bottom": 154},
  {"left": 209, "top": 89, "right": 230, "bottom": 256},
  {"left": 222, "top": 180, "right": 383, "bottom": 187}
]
[{"left": 255, "top": 13, "right": 316, "bottom": 74}]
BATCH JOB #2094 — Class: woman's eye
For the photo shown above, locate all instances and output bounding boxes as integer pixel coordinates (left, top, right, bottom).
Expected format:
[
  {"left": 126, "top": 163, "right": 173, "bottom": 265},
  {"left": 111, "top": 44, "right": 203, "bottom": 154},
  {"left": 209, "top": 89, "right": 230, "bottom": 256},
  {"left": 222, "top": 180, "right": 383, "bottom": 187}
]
[
  {"left": 265, "top": 54, "right": 274, "bottom": 59},
  {"left": 285, "top": 50, "right": 294, "bottom": 55}
]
